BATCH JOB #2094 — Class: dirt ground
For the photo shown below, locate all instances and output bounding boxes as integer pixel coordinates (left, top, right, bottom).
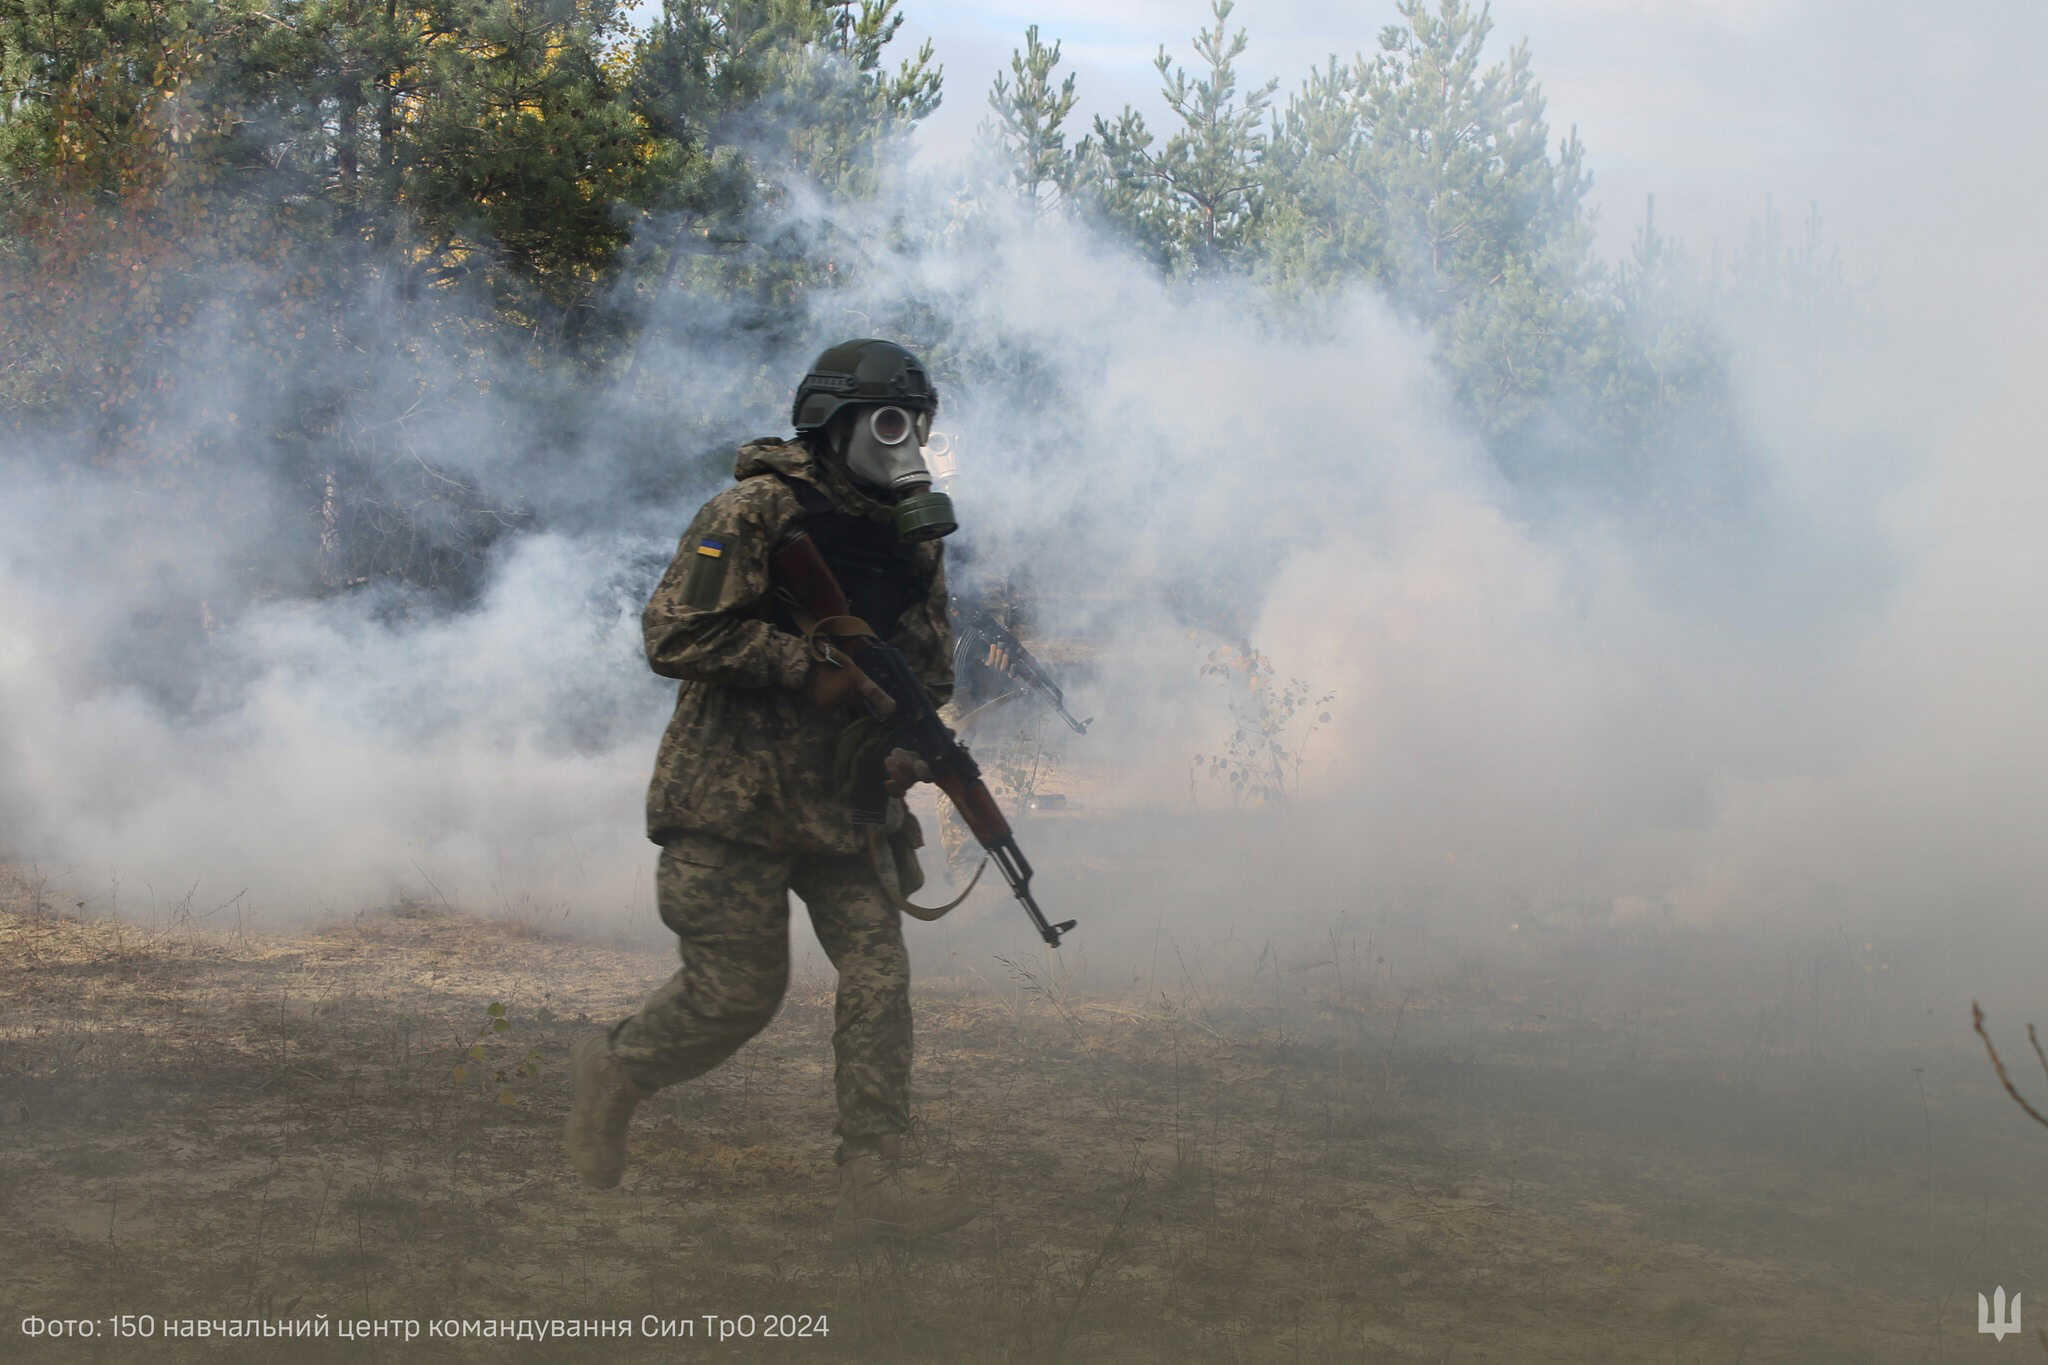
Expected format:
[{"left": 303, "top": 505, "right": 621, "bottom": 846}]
[{"left": 4, "top": 857, "right": 2047, "bottom": 1364}]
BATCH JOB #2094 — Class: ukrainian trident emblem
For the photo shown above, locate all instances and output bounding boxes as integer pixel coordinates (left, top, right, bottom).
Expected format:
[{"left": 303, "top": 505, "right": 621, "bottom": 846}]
[{"left": 1979, "top": 1286, "right": 2021, "bottom": 1341}]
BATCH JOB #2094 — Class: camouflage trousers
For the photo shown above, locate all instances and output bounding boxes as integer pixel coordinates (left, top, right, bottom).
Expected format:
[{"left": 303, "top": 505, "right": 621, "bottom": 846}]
[{"left": 607, "top": 832, "right": 911, "bottom": 1156}]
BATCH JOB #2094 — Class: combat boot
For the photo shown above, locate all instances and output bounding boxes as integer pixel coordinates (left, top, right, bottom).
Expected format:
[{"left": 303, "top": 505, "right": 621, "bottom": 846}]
[
  {"left": 564, "top": 1034, "right": 651, "bottom": 1190},
  {"left": 833, "top": 1134, "right": 979, "bottom": 1243}
]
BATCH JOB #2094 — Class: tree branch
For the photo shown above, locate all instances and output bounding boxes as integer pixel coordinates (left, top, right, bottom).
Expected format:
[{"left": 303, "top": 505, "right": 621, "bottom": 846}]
[{"left": 1972, "top": 1002, "right": 2048, "bottom": 1131}]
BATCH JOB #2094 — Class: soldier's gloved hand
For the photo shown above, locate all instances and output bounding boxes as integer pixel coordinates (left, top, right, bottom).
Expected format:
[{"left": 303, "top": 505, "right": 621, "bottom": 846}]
[
  {"left": 804, "top": 657, "right": 858, "bottom": 710},
  {"left": 883, "top": 749, "right": 932, "bottom": 796}
]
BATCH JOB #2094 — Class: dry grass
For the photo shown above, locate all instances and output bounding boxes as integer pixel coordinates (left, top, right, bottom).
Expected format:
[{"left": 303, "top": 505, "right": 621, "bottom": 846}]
[{"left": 3, "top": 860, "right": 2046, "bottom": 1363}]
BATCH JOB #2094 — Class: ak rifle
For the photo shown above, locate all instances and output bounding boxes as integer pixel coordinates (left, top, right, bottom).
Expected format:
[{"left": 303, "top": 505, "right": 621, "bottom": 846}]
[
  {"left": 772, "top": 530, "right": 1076, "bottom": 947},
  {"left": 949, "top": 595, "right": 1091, "bottom": 734}
]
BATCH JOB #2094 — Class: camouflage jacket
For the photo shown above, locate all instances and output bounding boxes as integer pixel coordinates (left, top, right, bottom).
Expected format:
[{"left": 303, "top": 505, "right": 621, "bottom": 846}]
[{"left": 643, "top": 438, "right": 952, "bottom": 854}]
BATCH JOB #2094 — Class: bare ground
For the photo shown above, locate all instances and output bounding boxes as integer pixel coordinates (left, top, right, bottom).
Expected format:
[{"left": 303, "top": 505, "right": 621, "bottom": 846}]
[{"left": 3, "top": 861, "right": 2046, "bottom": 1363}]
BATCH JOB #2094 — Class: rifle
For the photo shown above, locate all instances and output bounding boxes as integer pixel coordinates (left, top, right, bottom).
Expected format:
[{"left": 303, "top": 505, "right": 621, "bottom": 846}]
[
  {"left": 772, "top": 530, "right": 1076, "bottom": 947},
  {"left": 949, "top": 595, "right": 1091, "bottom": 734}
]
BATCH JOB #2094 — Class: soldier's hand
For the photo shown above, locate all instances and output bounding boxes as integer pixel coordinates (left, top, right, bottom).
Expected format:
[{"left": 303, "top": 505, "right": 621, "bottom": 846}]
[
  {"left": 883, "top": 749, "right": 932, "bottom": 796},
  {"left": 983, "top": 642, "right": 1011, "bottom": 674},
  {"left": 804, "top": 659, "right": 858, "bottom": 710}
]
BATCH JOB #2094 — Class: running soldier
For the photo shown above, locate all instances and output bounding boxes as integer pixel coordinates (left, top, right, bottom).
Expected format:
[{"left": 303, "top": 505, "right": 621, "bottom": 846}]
[{"left": 564, "top": 340, "right": 975, "bottom": 1242}]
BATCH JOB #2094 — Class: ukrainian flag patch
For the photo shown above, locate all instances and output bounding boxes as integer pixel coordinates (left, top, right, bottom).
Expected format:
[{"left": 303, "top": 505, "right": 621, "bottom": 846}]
[{"left": 682, "top": 537, "right": 729, "bottom": 607}]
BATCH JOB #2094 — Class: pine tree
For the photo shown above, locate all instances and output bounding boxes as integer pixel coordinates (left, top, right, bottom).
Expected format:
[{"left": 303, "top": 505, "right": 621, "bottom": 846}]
[
  {"left": 982, "top": 24, "right": 1079, "bottom": 216},
  {"left": 1079, "top": 106, "right": 1172, "bottom": 269},
  {"left": 1084, "top": 0, "right": 1277, "bottom": 274},
  {"left": 391, "top": 0, "right": 650, "bottom": 330},
  {"left": 767, "top": 0, "right": 942, "bottom": 199},
  {"left": 1355, "top": 0, "right": 1590, "bottom": 320},
  {"left": 1258, "top": 55, "right": 1383, "bottom": 301},
  {"left": 0, "top": 0, "right": 212, "bottom": 196},
  {"left": 620, "top": 0, "right": 943, "bottom": 359}
]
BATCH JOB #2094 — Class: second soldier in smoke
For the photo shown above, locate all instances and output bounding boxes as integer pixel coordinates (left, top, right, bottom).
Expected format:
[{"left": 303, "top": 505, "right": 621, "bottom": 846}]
[{"left": 564, "top": 339, "right": 975, "bottom": 1242}]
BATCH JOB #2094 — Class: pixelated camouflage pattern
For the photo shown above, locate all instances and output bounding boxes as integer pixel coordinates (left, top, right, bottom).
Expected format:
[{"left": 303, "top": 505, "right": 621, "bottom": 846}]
[
  {"left": 608, "top": 833, "right": 913, "bottom": 1149},
  {"left": 643, "top": 437, "right": 952, "bottom": 855}
]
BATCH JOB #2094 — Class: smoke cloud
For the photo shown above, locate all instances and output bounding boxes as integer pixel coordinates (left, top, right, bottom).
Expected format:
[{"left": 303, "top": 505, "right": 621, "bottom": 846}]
[{"left": 3, "top": 2, "right": 2041, "bottom": 979}]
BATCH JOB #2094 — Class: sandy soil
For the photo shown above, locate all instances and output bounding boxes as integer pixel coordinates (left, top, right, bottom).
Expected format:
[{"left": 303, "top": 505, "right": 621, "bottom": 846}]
[{"left": 4, "top": 859, "right": 2046, "bottom": 1363}]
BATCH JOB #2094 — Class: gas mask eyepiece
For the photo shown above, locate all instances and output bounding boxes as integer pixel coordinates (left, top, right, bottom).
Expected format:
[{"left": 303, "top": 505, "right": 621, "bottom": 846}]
[{"left": 866, "top": 405, "right": 929, "bottom": 448}]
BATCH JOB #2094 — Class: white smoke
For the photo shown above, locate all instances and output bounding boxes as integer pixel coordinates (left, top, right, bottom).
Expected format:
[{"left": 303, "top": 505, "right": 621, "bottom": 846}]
[{"left": 4, "top": 2, "right": 2043, "bottom": 965}]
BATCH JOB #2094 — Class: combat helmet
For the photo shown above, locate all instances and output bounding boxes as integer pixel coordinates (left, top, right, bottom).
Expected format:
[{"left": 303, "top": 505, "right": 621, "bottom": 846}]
[{"left": 792, "top": 339, "right": 940, "bottom": 433}]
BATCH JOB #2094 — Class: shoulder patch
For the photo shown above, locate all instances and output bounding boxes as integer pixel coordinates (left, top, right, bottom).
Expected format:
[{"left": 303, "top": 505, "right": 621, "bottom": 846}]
[{"left": 682, "top": 535, "right": 730, "bottom": 608}]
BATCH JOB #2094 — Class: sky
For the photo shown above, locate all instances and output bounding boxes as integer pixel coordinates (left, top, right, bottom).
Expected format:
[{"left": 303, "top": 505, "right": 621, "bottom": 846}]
[{"left": 897, "top": 0, "right": 2043, "bottom": 284}]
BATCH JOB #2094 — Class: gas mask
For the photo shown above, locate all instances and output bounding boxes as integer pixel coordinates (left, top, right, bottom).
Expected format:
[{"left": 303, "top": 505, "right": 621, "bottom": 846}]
[
  {"left": 921, "top": 430, "right": 958, "bottom": 489},
  {"left": 840, "top": 404, "right": 956, "bottom": 541}
]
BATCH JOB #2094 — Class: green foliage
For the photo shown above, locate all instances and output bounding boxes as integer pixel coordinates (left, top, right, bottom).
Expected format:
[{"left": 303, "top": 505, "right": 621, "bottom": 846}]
[
  {"left": 1084, "top": 0, "right": 1278, "bottom": 275},
  {"left": 798, "top": 0, "right": 942, "bottom": 195},
  {"left": 1251, "top": 0, "right": 1619, "bottom": 468},
  {"left": 632, "top": 0, "right": 940, "bottom": 201},
  {"left": 0, "top": 0, "right": 948, "bottom": 367},
  {"left": 1360, "top": 0, "right": 1589, "bottom": 323},
  {"left": 403, "top": 0, "right": 649, "bottom": 316},
  {"left": 605, "top": 0, "right": 946, "bottom": 390},
  {"left": 0, "top": 0, "right": 210, "bottom": 194},
  {"left": 981, "top": 25, "right": 1078, "bottom": 216},
  {"left": 0, "top": 0, "right": 950, "bottom": 600},
  {"left": 0, "top": 0, "right": 1849, "bottom": 595},
  {"left": 1192, "top": 644, "right": 1335, "bottom": 808}
]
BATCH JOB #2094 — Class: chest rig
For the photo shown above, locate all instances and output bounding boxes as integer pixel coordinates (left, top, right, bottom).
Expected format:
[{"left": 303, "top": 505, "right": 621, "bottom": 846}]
[{"left": 772, "top": 475, "right": 931, "bottom": 637}]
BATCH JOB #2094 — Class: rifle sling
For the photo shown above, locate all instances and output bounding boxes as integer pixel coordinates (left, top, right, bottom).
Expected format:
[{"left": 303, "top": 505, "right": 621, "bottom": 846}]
[{"left": 868, "top": 829, "right": 987, "bottom": 921}]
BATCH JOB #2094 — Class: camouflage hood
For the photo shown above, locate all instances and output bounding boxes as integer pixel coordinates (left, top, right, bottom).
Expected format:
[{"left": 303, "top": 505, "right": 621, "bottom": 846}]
[{"left": 734, "top": 437, "right": 897, "bottom": 527}]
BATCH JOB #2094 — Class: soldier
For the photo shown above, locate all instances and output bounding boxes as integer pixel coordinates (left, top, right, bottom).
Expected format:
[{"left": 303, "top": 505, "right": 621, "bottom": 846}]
[
  {"left": 927, "top": 435, "right": 1090, "bottom": 868},
  {"left": 564, "top": 339, "right": 976, "bottom": 1242}
]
